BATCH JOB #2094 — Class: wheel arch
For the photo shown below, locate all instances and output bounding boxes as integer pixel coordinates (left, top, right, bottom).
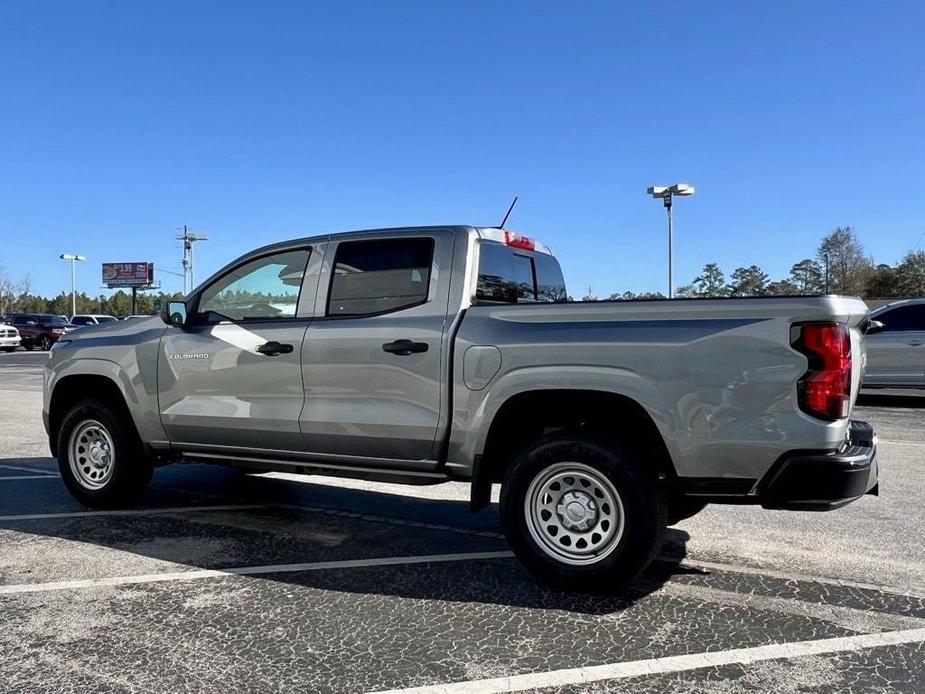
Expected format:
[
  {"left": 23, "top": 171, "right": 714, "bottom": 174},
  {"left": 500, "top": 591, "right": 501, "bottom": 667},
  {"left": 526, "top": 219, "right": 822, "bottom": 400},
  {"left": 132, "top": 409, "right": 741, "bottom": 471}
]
[
  {"left": 469, "top": 388, "right": 677, "bottom": 511},
  {"left": 48, "top": 373, "right": 140, "bottom": 458}
]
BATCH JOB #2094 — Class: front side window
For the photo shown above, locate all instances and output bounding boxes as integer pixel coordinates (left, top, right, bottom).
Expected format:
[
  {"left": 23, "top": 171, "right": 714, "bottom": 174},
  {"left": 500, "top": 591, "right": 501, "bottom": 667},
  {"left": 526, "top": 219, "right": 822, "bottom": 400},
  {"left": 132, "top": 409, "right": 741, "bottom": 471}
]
[
  {"left": 198, "top": 249, "right": 311, "bottom": 322},
  {"left": 875, "top": 305, "right": 925, "bottom": 332},
  {"left": 327, "top": 238, "right": 434, "bottom": 317}
]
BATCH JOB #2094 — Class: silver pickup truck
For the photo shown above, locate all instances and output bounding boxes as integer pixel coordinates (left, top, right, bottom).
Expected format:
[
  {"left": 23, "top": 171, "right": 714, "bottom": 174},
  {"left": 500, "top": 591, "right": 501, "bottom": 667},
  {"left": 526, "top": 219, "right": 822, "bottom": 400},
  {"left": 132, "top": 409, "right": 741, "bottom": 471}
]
[{"left": 43, "top": 225, "right": 878, "bottom": 590}]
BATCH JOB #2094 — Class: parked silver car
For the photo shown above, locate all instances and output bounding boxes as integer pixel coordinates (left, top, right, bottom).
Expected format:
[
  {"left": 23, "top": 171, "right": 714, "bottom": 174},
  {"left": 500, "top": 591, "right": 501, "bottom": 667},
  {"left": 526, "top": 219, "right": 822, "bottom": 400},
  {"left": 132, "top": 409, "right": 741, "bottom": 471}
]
[{"left": 864, "top": 298, "right": 925, "bottom": 388}]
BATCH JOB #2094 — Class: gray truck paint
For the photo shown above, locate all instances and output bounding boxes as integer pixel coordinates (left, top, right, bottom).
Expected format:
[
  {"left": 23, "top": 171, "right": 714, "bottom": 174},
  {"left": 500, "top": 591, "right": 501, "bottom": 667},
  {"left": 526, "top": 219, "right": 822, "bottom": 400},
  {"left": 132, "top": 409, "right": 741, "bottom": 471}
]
[{"left": 44, "top": 225, "right": 871, "bottom": 495}]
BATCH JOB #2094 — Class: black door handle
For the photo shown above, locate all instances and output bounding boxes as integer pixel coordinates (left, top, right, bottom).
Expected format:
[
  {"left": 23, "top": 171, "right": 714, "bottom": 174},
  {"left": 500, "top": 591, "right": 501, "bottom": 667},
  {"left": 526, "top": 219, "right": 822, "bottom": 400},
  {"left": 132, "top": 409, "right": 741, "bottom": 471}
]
[
  {"left": 382, "top": 339, "right": 429, "bottom": 356},
  {"left": 256, "top": 341, "right": 294, "bottom": 356}
]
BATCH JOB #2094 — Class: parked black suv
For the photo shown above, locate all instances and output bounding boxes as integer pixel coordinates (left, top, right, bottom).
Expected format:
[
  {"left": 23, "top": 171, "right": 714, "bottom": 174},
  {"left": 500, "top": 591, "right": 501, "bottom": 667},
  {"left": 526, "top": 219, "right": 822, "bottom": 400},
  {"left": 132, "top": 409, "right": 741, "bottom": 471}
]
[{"left": 6, "top": 314, "right": 74, "bottom": 351}]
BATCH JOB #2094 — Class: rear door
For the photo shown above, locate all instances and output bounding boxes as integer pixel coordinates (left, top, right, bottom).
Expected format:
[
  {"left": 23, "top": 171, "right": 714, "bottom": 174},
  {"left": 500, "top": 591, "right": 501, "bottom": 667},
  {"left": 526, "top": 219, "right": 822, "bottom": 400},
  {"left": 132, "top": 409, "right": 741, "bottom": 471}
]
[
  {"left": 158, "top": 246, "right": 319, "bottom": 452},
  {"left": 865, "top": 304, "right": 925, "bottom": 386},
  {"left": 300, "top": 232, "right": 453, "bottom": 466}
]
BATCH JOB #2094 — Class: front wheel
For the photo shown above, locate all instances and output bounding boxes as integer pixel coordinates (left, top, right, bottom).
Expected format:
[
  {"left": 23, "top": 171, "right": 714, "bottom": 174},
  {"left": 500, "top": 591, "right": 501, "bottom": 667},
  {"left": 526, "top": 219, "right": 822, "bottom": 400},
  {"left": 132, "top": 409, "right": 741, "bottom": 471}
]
[
  {"left": 57, "top": 399, "right": 153, "bottom": 508},
  {"left": 40, "top": 335, "right": 52, "bottom": 351},
  {"left": 500, "top": 432, "right": 667, "bottom": 592}
]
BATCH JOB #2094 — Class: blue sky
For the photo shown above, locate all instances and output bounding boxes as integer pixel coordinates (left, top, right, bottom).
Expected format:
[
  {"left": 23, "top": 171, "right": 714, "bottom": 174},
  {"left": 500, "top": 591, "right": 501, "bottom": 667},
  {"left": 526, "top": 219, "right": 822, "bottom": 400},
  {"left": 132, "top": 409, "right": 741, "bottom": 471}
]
[{"left": 1, "top": 1, "right": 923, "bottom": 299}]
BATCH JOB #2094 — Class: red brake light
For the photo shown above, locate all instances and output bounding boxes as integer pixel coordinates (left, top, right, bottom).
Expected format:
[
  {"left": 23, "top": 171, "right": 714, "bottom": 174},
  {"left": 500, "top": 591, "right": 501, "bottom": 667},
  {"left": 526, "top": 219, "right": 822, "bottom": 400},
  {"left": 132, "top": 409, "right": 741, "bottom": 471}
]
[
  {"left": 503, "top": 231, "right": 536, "bottom": 251},
  {"left": 793, "top": 323, "right": 852, "bottom": 420}
]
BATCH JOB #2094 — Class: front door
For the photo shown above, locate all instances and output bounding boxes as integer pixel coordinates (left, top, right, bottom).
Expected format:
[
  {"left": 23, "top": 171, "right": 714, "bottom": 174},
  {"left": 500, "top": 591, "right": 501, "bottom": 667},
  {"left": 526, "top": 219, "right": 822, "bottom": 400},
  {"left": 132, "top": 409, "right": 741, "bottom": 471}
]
[
  {"left": 865, "top": 303, "right": 925, "bottom": 387},
  {"left": 300, "top": 234, "right": 452, "bottom": 465},
  {"left": 158, "top": 247, "right": 314, "bottom": 452}
]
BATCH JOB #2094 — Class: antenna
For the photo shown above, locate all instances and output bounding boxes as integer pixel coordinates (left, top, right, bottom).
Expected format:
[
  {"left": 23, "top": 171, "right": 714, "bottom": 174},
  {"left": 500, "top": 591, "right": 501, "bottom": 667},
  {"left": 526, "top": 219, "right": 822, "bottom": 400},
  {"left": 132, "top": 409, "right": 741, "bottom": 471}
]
[{"left": 499, "top": 195, "right": 518, "bottom": 229}]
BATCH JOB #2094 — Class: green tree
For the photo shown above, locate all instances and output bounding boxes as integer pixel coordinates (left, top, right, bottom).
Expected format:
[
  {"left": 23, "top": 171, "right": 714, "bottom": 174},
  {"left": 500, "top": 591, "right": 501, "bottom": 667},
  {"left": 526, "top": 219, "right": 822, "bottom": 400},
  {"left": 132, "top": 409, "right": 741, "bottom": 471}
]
[
  {"left": 895, "top": 251, "right": 925, "bottom": 297},
  {"left": 766, "top": 279, "right": 799, "bottom": 295},
  {"left": 817, "top": 226, "right": 872, "bottom": 295},
  {"left": 864, "top": 264, "right": 900, "bottom": 298},
  {"left": 727, "top": 265, "right": 770, "bottom": 296},
  {"left": 692, "top": 263, "right": 727, "bottom": 297},
  {"left": 788, "top": 259, "right": 824, "bottom": 294}
]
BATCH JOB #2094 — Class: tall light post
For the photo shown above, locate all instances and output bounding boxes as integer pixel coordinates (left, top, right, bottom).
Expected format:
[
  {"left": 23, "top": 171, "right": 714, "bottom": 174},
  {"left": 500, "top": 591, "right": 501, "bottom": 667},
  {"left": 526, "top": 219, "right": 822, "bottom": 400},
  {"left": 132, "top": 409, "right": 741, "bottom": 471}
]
[
  {"left": 59, "top": 253, "right": 86, "bottom": 318},
  {"left": 647, "top": 183, "right": 695, "bottom": 299}
]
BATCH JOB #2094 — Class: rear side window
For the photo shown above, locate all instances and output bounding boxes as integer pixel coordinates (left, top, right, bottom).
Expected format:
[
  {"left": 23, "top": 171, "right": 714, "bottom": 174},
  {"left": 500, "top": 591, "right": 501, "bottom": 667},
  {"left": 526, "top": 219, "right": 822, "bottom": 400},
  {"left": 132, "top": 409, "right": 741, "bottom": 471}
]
[
  {"left": 476, "top": 242, "right": 567, "bottom": 303},
  {"left": 875, "top": 305, "right": 925, "bottom": 332},
  {"left": 534, "top": 252, "right": 568, "bottom": 302},
  {"left": 327, "top": 238, "right": 434, "bottom": 317}
]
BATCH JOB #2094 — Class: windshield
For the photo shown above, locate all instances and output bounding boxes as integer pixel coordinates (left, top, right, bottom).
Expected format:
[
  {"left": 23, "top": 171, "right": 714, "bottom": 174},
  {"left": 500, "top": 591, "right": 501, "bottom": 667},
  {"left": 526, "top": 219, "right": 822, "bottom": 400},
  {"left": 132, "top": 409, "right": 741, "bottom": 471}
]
[
  {"left": 96, "top": 316, "right": 118, "bottom": 323},
  {"left": 38, "top": 315, "right": 69, "bottom": 325}
]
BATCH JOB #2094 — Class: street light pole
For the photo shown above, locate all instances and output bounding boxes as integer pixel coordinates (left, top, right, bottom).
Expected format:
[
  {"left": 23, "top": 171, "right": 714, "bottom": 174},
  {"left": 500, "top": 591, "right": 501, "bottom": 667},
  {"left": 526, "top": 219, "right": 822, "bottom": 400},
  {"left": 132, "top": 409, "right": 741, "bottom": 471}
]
[
  {"left": 666, "top": 200, "right": 673, "bottom": 299},
  {"left": 647, "top": 184, "right": 694, "bottom": 299},
  {"left": 59, "top": 253, "right": 86, "bottom": 317}
]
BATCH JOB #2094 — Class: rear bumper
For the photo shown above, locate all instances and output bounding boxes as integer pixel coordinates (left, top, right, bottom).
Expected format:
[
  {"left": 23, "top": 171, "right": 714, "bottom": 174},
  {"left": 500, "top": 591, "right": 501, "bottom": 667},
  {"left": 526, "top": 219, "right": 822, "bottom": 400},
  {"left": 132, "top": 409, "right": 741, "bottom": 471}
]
[{"left": 759, "top": 420, "right": 878, "bottom": 511}]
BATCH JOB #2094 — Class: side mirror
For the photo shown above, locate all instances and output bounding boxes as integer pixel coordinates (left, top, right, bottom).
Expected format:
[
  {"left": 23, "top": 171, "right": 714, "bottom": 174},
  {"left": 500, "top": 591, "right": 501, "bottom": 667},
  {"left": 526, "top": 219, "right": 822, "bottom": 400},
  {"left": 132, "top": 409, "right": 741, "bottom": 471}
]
[
  {"left": 162, "top": 301, "right": 189, "bottom": 328},
  {"left": 864, "top": 319, "right": 885, "bottom": 335}
]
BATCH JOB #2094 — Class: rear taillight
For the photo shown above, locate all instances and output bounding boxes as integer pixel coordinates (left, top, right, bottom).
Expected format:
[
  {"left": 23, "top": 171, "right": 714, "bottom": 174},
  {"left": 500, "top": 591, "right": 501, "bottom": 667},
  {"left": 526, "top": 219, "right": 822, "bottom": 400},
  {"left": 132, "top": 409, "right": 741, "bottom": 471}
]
[
  {"left": 793, "top": 323, "right": 852, "bottom": 420},
  {"left": 503, "top": 231, "right": 536, "bottom": 251}
]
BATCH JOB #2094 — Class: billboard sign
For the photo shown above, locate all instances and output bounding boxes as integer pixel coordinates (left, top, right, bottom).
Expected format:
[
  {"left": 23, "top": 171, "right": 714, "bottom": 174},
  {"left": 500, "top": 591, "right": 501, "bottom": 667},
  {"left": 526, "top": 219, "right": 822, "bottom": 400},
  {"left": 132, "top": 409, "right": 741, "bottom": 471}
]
[{"left": 102, "top": 262, "right": 154, "bottom": 287}]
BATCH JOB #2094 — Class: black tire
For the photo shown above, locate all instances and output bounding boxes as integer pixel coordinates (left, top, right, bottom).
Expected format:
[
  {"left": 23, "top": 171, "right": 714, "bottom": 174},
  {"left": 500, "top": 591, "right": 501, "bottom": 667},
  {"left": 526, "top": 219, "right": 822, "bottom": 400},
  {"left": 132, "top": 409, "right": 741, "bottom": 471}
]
[
  {"left": 40, "top": 335, "right": 52, "bottom": 351},
  {"left": 26, "top": 343, "right": 35, "bottom": 351},
  {"left": 1, "top": 347, "right": 14, "bottom": 353},
  {"left": 56, "top": 398, "right": 153, "bottom": 508},
  {"left": 500, "top": 432, "right": 667, "bottom": 592},
  {"left": 667, "top": 499, "right": 709, "bottom": 526}
]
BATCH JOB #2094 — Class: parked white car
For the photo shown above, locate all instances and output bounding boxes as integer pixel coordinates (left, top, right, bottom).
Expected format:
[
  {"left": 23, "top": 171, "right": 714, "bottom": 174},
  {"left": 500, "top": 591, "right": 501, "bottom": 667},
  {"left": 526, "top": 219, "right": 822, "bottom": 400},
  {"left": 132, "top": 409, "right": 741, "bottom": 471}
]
[
  {"left": 69, "top": 315, "right": 120, "bottom": 327},
  {"left": 0, "top": 323, "right": 22, "bottom": 352}
]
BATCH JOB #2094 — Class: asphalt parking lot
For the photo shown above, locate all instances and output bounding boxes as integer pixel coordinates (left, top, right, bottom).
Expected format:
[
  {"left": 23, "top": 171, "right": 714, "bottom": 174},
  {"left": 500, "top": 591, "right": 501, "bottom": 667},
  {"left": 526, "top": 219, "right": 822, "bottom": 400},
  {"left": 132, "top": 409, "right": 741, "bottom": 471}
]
[{"left": 1, "top": 350, "right": 923, "bottom": 693}]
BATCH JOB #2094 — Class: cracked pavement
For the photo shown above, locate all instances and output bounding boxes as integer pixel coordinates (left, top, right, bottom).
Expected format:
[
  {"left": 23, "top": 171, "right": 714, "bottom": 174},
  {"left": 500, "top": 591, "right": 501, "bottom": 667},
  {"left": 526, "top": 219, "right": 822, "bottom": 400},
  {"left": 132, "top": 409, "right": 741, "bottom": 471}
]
[{"left": 1, "top": 352, "right": 923, "bottom": 692}]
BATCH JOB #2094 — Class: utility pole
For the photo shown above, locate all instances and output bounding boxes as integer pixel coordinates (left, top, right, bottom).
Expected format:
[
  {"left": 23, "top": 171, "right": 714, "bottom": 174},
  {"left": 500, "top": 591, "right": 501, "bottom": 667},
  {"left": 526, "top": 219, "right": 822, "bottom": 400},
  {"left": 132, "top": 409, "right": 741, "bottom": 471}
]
[{"left": 176, "top": 226, "right": 207, "bottom": 294}]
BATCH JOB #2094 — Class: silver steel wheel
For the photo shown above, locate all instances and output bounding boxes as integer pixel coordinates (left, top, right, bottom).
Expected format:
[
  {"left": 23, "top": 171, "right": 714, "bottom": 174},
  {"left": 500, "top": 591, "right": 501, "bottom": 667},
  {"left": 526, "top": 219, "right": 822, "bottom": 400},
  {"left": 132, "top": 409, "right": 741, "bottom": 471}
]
[
  {"left": 524, "top": 462, "right": 625, "bottom": 566},
  {"left": 68, "top": 419, "right": 115, "bottom": 491}
]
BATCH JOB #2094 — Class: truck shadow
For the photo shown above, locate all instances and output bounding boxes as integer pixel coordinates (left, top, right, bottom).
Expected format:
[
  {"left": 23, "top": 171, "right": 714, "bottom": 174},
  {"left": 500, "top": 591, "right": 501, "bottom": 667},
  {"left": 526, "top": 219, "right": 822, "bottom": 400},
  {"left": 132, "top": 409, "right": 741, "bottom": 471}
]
[{"left": 0, "top": 458, "right": 694, "bottom": 614}]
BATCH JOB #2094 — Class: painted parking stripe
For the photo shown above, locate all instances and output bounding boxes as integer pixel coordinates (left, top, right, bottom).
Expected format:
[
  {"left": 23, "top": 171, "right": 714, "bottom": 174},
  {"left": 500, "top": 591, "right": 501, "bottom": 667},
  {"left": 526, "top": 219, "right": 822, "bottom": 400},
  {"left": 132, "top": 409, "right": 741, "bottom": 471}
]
[
  {"left": 0, "top": 464, "right": 58, "bottom": 476},
  {"left": 666, "top": 556, "right": 925, "bottom": 600},
  {"left": 0, "top": 503, "right": 269, "bottom": 522},
  {"left": 0, "top": 475, "right": 59, "bottom": 481},
  {"left": 366, "top": 627, "right": 925, "bottom": 694},
  {"left": 0, "top": 551, "right": 514, "bottom": 595}
]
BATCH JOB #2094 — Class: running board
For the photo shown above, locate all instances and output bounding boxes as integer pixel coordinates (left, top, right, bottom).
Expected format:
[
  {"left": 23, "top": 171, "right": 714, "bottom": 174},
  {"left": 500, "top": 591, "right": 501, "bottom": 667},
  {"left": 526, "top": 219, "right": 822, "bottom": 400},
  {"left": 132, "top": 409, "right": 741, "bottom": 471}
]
[{"left": 181, "top": 452, "right": 451, "bottom": 486}]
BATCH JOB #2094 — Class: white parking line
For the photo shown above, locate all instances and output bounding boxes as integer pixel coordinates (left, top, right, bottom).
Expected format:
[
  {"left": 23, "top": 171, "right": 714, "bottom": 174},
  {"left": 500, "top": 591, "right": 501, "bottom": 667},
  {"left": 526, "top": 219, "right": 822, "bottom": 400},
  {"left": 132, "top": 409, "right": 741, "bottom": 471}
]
[
  {"left": 669, "top": 556, "right": 925, "bottom": 599},
  {"left": 0, "top": 503, "right": 269, "bottom": 522},
  {"left": 0, "top": 475, "right": 58, "bottom": 481},
  {"left": 0, "top": 551, "right": 514, "bottom": 595},
  {"left": 0, "top": 464, "right": 57, "bottom": 476},
  {"left": 366, "top": 627, "right": 925, "bottom": 694}
]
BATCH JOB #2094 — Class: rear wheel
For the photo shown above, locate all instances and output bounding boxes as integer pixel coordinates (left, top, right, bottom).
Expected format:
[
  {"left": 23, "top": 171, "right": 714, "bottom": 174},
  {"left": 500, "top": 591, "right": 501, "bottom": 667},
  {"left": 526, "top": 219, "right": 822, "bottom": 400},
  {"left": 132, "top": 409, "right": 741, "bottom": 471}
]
[
  {"left": 57, "top": 399, "right": 153, "bottom": 508},
  {"left": 1, "top": 347, "right": 14, "bottom": 353},
  {"left": 500, "top": 432, "right": 667, "bottom": 592}
]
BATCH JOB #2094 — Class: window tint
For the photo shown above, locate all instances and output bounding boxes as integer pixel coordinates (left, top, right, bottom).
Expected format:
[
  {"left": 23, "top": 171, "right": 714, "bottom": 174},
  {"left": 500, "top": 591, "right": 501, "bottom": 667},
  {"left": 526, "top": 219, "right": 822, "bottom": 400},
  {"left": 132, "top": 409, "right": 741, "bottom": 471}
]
[
  {"left": 96, "top": 316, "right": 118, "bottom": 324},
  {"left": 477, "top": 243, "right": 536, "bottom": 302},
  {"left": 327, "top": 238, "right": 433, "bottom": 317},
  {"left": 198, "top": 249, "right": 310, "bottom": 321},
  {"left": 38, "top": 315, "right": 67, "bottom": 325},
  {"left": 72, "top": 316, "right": 91, "bottom": 325},
  {"left": 875, "top": 304, "right": 925, "bottom": 332},
  {"left": 534, "top": 252, "right": 568, "bottom": 302}
]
